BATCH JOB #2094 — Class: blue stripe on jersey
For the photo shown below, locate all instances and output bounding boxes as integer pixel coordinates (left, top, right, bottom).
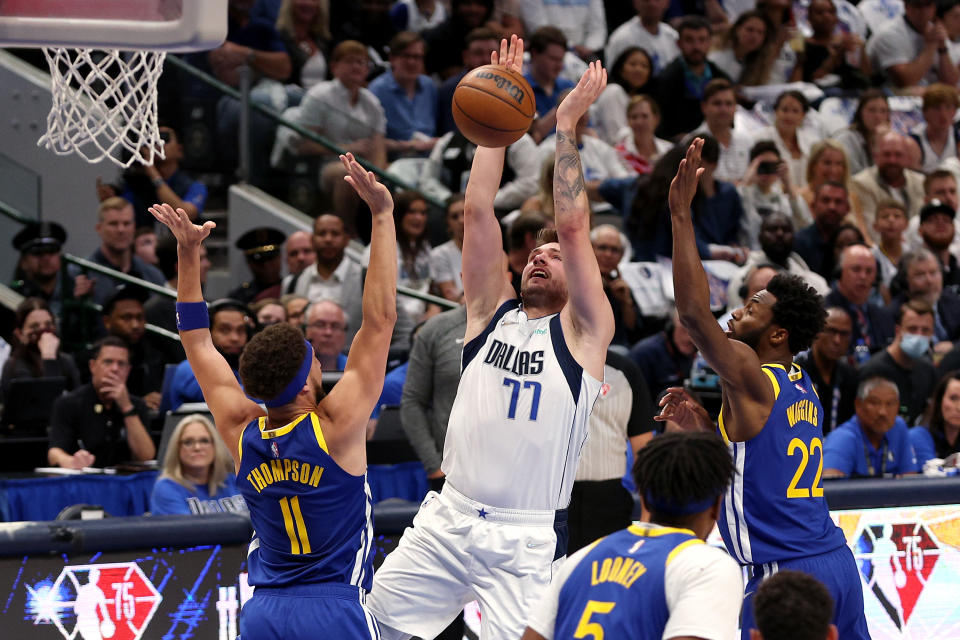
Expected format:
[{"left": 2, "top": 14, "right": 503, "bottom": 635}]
[
  {"left": 549, "top": 314, "right": 583, "bottom": 401},
  {"left": 462, "top": 299, "right": 519, "bottom": 370},
  {"left": 718, "top": 365, "right": 847, "bottom": 566},
  {"left": 237, "top": 412, "right": 374, "bottom": 590},
  {"left": 555, "top": 526, "right": 699, "bottom": 639}
]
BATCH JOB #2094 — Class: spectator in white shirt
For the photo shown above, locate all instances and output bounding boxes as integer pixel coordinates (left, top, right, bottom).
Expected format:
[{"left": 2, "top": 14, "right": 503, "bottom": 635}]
[
  {"left": 755, "top": 90, "right": 820, "bottom": 188},
  {"left": 429, "top": 194, "right": 465, "bottom": 303},
  {"left": 605, "top": 0, "right": 679, "bottom": 74},
  {"left": 738, "top": 140, "right": 807, "bottom": 248},
  {"left": 694, "top": 78, "right": 754, "bottom": 184},
  {"left": 867, "top": 0, "right": 958, "bottom": 88},
  {"left": 591, "top": 46, "right": 658, "bottom": 145},
  {"left": 520, "top": 0, "right": 608, "bottom": 60},
  {"left": 614, "top": 95, "right": 674, "bottom": 174},
  {"left": 909, "top": 83, "right": 960, "bottom": 174}
]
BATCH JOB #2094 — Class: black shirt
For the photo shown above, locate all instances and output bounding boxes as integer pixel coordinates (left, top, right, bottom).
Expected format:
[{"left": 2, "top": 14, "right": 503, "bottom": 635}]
[
  {"left": 794, "top": 352, "right": 857, "bottom": 435},
  {"left": 48, "top": 384, "right": 149, "bottom": 467},
  {"left": 859, "top": 350, "right": 936, "bottom": 425}
]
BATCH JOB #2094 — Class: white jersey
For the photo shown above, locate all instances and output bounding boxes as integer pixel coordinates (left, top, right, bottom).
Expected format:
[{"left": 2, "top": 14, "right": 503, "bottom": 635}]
[{"left": 442, "top": 301, "right": 603, "bottom": 511}]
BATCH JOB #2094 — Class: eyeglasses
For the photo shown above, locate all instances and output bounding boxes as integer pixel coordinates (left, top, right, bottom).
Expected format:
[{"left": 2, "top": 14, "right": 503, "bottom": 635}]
[
  {"left": 307, "top": 321, "right": 346, "bottom": 331},
  {"left": 181, "top": 437, "right": 213, "bottom": 448}
]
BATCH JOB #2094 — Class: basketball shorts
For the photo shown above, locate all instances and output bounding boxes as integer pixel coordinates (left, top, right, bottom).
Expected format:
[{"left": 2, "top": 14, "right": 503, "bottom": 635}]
[
  {"left": 367, "top": 483, "right": 567, "bottom": 640},
  {"left": 239, "top": 583, "right": 380, "bottom": 640},
  {"left": 741, "top": 544, "right": 870, "bottom": 640}
]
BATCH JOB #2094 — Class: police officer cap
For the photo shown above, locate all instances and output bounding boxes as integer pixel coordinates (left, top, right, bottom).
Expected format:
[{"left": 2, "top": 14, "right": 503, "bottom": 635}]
[
  {"left": 236, "top": 227, "right": 286, "bottom": 262},
  {"left": 919, "top": 199, "right": 956, "bottom": 223},
  {"left": 12, "top": 221, "right": 67, "bottom": 254}
]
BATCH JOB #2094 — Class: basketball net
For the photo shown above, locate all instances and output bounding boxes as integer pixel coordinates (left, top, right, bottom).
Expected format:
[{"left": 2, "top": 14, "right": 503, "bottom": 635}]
[{"left": 39, "top": 47, "right": 166, "bottom": 168}]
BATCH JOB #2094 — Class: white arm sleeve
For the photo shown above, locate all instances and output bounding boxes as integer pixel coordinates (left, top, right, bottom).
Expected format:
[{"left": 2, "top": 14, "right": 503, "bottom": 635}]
[
  {"left": 525, "top": 545, "right": 595, "bottom": 639},
  {"left": 662, "top": 544, "right": 743, "bottom": 640}
]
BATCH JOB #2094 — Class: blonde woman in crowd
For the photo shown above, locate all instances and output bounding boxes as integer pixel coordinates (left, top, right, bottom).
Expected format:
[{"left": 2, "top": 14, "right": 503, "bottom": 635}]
[
  {"left": 150, "top": 415, "right": 245, "bottom": 516},
  {"left": 798, "top": 139, "right": 868, "bottom": 240}
]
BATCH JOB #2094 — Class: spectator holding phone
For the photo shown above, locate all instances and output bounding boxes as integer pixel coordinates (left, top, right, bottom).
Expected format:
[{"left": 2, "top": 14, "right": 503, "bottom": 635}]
[
  {"left": 737, "top": 140, "right": 808, "bottom": 249},
  {"left": 592, "top": 224, "right": 641, "bottom": 347}
]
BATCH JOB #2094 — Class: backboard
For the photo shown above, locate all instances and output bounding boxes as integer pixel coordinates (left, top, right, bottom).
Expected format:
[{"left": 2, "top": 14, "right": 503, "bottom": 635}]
[{"left": 0, "top": 0, "right": 227, "bottom": 51}]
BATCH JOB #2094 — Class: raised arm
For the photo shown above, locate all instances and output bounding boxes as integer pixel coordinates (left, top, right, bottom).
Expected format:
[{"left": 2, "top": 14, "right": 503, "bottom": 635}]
[
  {"left": 321, "top": 154, "right": 398, "bottom": 449},
  {"left": 554, "top": 61, "right": 615, "bottom": 378},
  {"left": 668, "top": 140, "right": 769, "bottom": 403},
  {"left": 461, "top": 36, "right": 524, "bottom": 335},
  {"left": 149, "top": 204, "right": 262, "bottom": 459}
]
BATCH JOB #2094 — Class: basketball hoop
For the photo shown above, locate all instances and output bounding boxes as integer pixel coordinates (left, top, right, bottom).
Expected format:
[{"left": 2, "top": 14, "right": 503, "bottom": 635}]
[{"left": 39, "top": 47, "right": 166, "bottom": 168}]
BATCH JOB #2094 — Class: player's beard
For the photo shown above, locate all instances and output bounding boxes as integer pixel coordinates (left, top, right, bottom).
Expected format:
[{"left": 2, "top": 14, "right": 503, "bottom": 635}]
[{"left": 520, "top": 278, "right": 567, "bottom": 310}]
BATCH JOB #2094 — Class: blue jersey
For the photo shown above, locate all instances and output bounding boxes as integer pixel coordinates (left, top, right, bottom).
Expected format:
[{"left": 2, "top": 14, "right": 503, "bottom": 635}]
[
  {"left": 719, "top": 364, "right": 847, "bottom": 566},
  {"left": 555, "top": 526, "right": 700, "bottom": 639},
  {"left": 237, "top": 412, "right": 374, "bottom": 590}
]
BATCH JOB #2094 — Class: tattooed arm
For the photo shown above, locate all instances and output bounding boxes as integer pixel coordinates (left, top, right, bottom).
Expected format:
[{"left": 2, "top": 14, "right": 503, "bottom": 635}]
[{"left": 554, "top": 62, "right": 615, "bottom": 380}]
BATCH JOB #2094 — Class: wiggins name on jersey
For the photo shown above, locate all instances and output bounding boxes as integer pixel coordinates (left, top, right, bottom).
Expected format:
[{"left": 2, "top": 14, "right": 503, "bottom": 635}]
[{"left": 718, "top": 364, "right": 847, "bottom": 566}]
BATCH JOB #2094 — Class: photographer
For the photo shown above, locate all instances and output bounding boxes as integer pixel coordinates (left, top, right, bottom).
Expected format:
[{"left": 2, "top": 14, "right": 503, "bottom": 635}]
[
  {"left": 96, "top": 126, "right": 208, "bottom": 228},
  {"left": 737, "top": 140, "right": 807, "bottom": 250}
]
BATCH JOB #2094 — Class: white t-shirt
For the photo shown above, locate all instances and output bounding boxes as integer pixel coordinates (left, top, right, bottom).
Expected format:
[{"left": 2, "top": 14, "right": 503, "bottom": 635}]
[
  {"left": 867, "top": 16, "right": 943, "bottom": 85},
  {"left": 428, "top": 240, "right": 463, "bottom": 296},
  {"left": 708, "top": 47, "right": 743, "bottom": 84},
  {"left": 592, "top": 83, "right": 632, "bottom": 145},
  {"left": 520, "top": 0, "right": 608, "bottom": 51},
  {"left": 605, "top": 17, "right": 679, "bottom": 75},
  {"left": 857, "top": 0, "right": 904, "bottom": 38},
  {"left": 694, "top": 123, "right": 754, "bottom": 184},
  {"left": 526, "top": 527, "right": 743, "bottom": 640}
]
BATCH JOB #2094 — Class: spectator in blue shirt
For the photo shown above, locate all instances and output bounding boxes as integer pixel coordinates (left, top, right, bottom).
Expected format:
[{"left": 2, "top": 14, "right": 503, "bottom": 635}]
[
  {"left": 169, "top": 300, "right": 249, "bottom": 410},
  {"left": 150, "top": 414, "right": 247, "bottom": 515},
  {"left": 526, "top": 26, "right": 576, "bottom": 144},
  {"left": 369, "top": 31, "right": 439, "bottom": 159},
  {"left": 823, "top": 376, "right": 920, "bottom": 478}
]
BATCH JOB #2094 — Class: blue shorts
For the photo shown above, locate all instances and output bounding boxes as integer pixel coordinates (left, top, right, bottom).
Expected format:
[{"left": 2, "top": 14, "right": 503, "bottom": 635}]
[
  {"left": 239, "top": 583, "right": 380, "bottom": 640},
  {"left": 741, "top": 545, "right": 870, "bottom": 640}
]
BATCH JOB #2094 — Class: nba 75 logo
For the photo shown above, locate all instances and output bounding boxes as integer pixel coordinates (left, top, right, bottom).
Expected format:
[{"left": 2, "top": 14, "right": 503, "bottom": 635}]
[
  {"left": 853, "top": 522, "right": 939, "bottom": 631},
  {"left": 27, "top": 562, "right": 161, "bottom": 640}
]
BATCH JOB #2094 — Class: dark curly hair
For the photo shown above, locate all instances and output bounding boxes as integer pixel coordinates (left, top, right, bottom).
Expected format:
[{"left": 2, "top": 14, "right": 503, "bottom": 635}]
[
  {"left": 765, "top": 273, "right": 827, "bottom": 354},
  {"left": 633, "top": 432, "right": 734, "bottom": 529},
  {"left": 239, "top": 323, "right": 308, "bottom": 402},
  {"left": 754, "top": 570, "right": 834, "bottom": 640}
]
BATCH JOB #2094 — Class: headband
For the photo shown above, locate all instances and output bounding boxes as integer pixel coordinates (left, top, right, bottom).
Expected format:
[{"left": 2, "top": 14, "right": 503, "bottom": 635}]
[
  {"left": 643, "top": 490, "right": 721, "bottom": 516},
  {"left": 263, "top": 341, "right": 315, "bottom": 408}
]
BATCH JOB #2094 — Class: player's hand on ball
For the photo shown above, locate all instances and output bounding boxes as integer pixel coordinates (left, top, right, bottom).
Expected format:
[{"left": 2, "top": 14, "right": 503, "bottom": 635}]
[
  {"left": 668, "top": 138, "right": 705, "bottom": 216},
  {"left": 340, "top": 153, "right": 393, "bottom": 217},
  {"left": 148, "top": 203, "right": 215, "bottom": 247},
  {"left": 556, "top": 61, "right": 607, "bottom": 127},
  {"left": 491, "top": 34, "right": 524, "bottom": 75}
]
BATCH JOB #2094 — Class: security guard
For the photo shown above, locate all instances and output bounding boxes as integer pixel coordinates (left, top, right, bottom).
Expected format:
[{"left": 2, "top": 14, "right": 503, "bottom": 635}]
[
  {"left": 228, "top": 227, "right": 286, "bottom": 304},
  {"left": 12, "top": 221, "right": 75, "bottom": 316}
]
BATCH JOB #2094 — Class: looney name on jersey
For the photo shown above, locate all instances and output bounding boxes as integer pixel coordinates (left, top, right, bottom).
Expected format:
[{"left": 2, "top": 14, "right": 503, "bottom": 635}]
[
  {"left": 246, "top": 458, "right": 324, "bottom": 493},
  {"left": 786, "top": 398, "right": 819, "bottom": 428},
  {"left": 483, "top": 339, "right": 544, "bottom": 376},
  {"left": 590, "top": 556, "right": 647, "bottom": 589}
]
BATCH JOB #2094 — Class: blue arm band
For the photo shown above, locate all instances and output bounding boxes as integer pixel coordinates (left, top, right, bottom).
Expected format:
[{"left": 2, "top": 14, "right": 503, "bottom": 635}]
[{"left": 176, "top": 302, "right": 210, "bottom": 331}]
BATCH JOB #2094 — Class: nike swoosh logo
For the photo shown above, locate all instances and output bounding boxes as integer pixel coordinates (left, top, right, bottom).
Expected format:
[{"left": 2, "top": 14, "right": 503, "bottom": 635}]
[{"left": 526, "top": 541, "right": 548, "bottom": 549}]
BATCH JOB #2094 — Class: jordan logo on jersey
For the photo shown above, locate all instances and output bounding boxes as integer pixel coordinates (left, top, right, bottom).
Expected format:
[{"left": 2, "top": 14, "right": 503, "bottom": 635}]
[{"left": 483, "top": 339, "right": 544, "bottom": 376}]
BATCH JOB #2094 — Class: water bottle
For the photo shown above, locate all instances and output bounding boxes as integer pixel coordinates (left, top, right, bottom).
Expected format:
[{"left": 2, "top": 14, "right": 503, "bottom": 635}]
[{"left": 854, "top": 338, "right": 870, "bottom": 365}]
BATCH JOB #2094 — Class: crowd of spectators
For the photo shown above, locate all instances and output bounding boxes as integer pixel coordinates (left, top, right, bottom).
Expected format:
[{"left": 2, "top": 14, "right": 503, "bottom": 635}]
[{"left": 7, "top": 0, "right": 960, "bottom": 522}]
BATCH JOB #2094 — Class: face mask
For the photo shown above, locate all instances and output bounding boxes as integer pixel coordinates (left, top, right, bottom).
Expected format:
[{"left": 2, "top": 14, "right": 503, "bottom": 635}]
[{"left": 900, "top": 332, "right": 931, "bottom": 359}]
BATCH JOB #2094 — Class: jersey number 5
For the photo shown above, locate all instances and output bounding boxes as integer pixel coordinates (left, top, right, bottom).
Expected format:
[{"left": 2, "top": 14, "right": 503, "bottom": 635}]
[
  {"left": 503, "top": 377, "right": 542, "bottom": 420},
  {"left": 574, "top": 600, "right": 616, "bottom": 639},
  {"left": 786, "top": 437, "right": 824, "bottom": 498},
  {"left": 279, "top": 496, "right": 312, "bottom": 554}
]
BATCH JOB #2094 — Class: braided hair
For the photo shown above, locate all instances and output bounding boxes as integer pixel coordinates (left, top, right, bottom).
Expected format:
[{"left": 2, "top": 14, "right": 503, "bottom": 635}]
[{"left": 633, "top": 432, "right": 734, "bottom": 528}]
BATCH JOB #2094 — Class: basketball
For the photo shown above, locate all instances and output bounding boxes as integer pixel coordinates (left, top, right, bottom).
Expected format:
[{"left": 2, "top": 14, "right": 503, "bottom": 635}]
[{"left": 452, "top": 64, "right": 535, "bottom": 148}]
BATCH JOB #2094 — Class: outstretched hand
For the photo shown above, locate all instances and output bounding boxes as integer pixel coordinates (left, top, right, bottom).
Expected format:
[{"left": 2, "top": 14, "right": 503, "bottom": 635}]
[
  {"left": 341, "top": 153, "right": 393, "bottom": 216},
  {"left": 654, "top": 386, "right": 714, "bottom": 433},
  {"left": 668, "top": 138, "right": 705, "bottom": 217},
  {"left": 148, "top": 203, "right": 215, "bottom": 247},
  {"left": 491, "top": 34, "right": 524, "bottom": 75},
  {"left": 556, "top": 61, "right": 607, "bottom": 128}
]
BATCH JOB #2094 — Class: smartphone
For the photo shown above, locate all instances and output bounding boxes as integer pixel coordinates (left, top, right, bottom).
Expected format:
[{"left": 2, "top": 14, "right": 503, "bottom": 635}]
[{"left": 757, "top": 161, "right": 779, "bottom": 175}]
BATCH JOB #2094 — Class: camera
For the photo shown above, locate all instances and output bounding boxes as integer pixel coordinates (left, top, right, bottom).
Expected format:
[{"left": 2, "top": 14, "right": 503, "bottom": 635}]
[{"left": 757, "top": 161, "right": 779, "bottom": 175}]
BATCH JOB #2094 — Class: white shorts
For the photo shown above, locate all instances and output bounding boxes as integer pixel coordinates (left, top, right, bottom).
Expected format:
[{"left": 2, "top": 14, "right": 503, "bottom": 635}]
[{"left": 367, "top": 484, "right": 566, "bottom": 640}]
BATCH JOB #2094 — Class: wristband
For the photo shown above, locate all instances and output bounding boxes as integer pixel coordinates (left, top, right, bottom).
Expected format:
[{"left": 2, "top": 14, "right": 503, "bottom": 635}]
[
  {"left": 122, "top": 407, "right": 137, "bottom": 418},
  {"left": 176, "top": 301, "right": 210, "bottom": 331}
]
